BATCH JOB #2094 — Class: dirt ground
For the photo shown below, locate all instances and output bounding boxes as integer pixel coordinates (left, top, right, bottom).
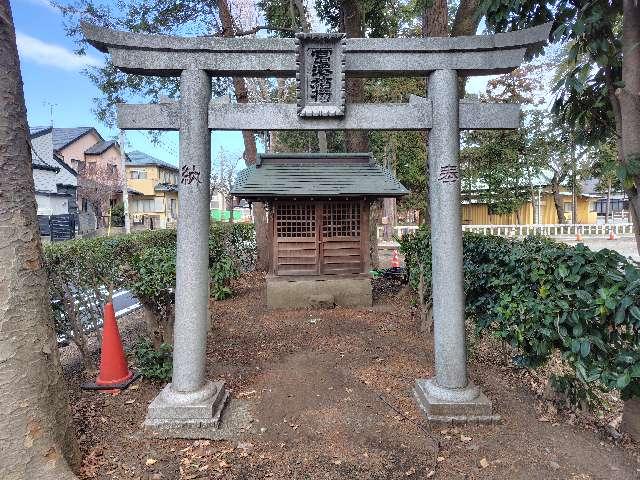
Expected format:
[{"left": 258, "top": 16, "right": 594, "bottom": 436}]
[{"left": 65, "top": 273, "right": 640, "bottom": 480}]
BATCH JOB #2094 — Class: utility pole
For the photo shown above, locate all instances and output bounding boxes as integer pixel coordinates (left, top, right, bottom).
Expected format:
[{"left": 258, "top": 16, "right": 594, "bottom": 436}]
[{"left": 119, "top": 130, "right": 130, "bottom": 234}]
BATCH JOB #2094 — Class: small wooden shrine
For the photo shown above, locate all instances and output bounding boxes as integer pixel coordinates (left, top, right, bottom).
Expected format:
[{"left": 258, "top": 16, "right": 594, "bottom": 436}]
[{"left": 231, "top": 153, "right": 407, "bottom": 308}]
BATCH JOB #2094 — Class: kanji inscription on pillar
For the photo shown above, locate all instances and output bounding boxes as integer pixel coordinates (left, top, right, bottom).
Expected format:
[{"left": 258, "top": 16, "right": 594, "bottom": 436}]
[
  {"left": 181, "top": 164, "right": 202, "bottom": 185},
  {"left": 295, "top": 32, "right": 345, "bottom": 117},
  {"left": 437, "top": 165, "right": 460, "bottom": 184}
]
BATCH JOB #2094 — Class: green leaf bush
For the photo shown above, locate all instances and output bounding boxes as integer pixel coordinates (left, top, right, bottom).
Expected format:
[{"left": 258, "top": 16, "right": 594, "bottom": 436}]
[
  {"left": 133, "top": 339, "right": 173, "bottom": 381},
  {"left": 400, "top": 227, "right": 640, "bottom": 400},
  {"left": 44, "top": 224, "right": 255, "bottom": 367}
]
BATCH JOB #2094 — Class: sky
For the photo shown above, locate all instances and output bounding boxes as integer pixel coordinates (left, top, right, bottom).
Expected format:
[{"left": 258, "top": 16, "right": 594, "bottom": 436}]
[{"left": 12, "top": 0, "right": 496, "bottom": 171}]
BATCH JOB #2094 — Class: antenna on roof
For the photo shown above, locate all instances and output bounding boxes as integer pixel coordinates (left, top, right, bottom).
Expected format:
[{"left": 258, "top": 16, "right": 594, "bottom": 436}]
[{"left": 42, "top": 101, "right": 58, "bottom": 127}]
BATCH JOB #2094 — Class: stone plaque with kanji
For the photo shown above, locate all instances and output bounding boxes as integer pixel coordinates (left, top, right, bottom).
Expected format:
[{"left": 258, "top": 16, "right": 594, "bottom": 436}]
[{"left": 295, "top": 32, "right": 346, "bottom": 117}]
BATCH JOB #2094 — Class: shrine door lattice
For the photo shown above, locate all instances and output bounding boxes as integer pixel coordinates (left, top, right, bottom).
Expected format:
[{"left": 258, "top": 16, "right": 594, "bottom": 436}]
[{"left": 273, "top": 200, "right": 365, "bottom": 275}]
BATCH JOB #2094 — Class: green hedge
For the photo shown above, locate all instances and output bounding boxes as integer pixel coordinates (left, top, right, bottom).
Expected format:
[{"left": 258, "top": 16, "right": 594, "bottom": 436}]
[
  {"left": 400, "top": 227, "right": 640, "bottom": 400},
  {"left": 44, "top": 224, "right": 255, "bottom": 365}
]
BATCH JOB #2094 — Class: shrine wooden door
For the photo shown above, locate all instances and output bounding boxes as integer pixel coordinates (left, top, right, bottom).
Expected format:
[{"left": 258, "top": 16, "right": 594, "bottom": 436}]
[
  {"left": 320, "top": 201, "right": 363, "bottom": 274},
  {"left": 272, "top": 200, "right": 366, "bottom": 276}
]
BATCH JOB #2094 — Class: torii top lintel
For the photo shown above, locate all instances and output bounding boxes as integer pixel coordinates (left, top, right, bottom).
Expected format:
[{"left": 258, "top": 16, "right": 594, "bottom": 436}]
[{"left": 81, "top": 22, "right": 551, "bottom": 78}]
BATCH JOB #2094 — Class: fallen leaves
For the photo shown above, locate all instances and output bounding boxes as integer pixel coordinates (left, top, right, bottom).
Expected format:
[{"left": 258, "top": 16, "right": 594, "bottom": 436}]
[{"left": 479, "top": 458, "right": 489, "bottom": 469}]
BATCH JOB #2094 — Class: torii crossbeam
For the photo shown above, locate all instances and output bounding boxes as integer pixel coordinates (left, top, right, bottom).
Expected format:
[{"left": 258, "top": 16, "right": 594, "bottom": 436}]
[{"left": 83, "top": 21, "right": 551, "bottom": 434}]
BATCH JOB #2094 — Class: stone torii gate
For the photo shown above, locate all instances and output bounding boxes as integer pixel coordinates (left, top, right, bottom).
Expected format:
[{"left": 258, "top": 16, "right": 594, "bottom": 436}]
[{"left": 83, "top": 22, "right": 551, "bottom": 432}]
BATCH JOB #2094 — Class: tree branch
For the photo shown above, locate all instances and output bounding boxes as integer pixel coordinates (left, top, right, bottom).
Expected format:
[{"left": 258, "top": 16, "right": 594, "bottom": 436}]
[{"left": 225, "top": 25, "right": 296, "bottom": 37}]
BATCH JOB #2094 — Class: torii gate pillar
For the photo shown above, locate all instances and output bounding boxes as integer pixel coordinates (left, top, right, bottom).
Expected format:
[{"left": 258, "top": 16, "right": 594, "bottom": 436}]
[
  {"left": 144, "top": 69, "right": 229, "bottom": 430},
  {"left": 413, "top": 69, "right": 497, "bottom": 422}
]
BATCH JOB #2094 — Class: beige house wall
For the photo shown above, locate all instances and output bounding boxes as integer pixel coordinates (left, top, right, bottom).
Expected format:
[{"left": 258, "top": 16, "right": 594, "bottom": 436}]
[
  {"left": 85, "top": 144, "right": 123, "bottom": 176},
  {"left": 57, "top": 131, "right": 102, "bottom": 169}
]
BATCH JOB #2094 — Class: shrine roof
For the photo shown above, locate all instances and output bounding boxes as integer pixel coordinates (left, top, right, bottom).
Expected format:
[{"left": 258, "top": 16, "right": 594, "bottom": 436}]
[{"left": 231, "top": 153, "right": 408, "bottom": 200}]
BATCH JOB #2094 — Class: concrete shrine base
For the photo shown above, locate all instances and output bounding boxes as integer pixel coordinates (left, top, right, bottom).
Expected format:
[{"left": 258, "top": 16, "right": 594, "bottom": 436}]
[
  {"left": 266, "top": 275, "right": 372, "bottom": 309},
  {"left": 414, "top": 378, "right": 500, "bottom": 424},
  {"left": 144, "top": 380, "right": 229, "bottom": 434}
]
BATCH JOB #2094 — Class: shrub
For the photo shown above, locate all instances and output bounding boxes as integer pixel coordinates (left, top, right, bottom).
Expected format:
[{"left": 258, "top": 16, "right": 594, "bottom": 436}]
[
  {"left": 124, "top": 247, "right": 176, "bottom": 347},
  {"left": 44, "top": 224, "right": 255, "bottom": 368},
  {"left": 400, "top": 227, "right": 640, "bottom": 401},
  {"left": 110, "top": 202, "right": 125, "bottom": 227},
  {"left": 133, "top": 339, "right": 172, "bottom": 381},
  {"left": 45, "top": 237, "right": 121, "bottom": 370}
]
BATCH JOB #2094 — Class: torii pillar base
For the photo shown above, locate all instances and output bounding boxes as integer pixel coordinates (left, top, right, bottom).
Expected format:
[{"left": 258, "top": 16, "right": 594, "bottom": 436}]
[
  {"left": 144, "top": 381, "right": 229, "bottom": 434},
  {"left": 414, "top": 378, "right": 500, "bottom": 424}
]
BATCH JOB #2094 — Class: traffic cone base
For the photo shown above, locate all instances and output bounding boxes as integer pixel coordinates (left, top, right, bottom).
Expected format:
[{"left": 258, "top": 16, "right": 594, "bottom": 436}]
[
  {"left": 96, "top": 368, "right": 134, "bottom": 387},
  {"left": 609, "top": 231, "right": 616, "bottom": 240},
  {"left": 81, "top": 302, "right": 139, "bottom": 393}
]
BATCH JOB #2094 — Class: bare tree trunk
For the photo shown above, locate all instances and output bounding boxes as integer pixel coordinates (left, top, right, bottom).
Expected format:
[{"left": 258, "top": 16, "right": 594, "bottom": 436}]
[
  {"left": 423, "top": 0, "right": 449, "bottom": 37},
  {"left": 620, "top": 0, "right": 640, "bottom": 440},
  {"left": 369, "top": 200, "right": 381, "bottom": 269},
  {"left": 620, "top": 0, "right": 640, "bottom": 255},
  {"left": 0, "top": 2, "right": 80, "bottom": 476},
  {"left": 217, "top": 0, "right": 269, "bottom": 270},
  {"left": 421, "top": 0, "right": 450, "bottom": 227},
  {"left": 339, "top": 0, "right": 376, "bottom": 266},
  {"left": 606, "top": 178, "right": 612, "bottom": 224},
  {"left": 382, "top": 138, "right": 397, "bottom": 240},
  {"left": 417, "top": 265, "right": 433, "bottom": 333},
  {"left": 227, "top": 196, "right": 235, "bottom": 224},
  {"left": 341, "top": 0, "right": 369, "bottom": 153},
  {"left": 551, "top": 179, "right": 565, "bottom": 224},
  {"left": 382, "top": 197, "right": 397, "bottom": 240}
]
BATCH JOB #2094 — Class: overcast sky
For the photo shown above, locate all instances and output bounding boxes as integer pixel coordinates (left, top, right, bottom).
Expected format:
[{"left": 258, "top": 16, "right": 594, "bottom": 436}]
[{"left": 13, "top": 0, "right": 504, "bottom": 171}]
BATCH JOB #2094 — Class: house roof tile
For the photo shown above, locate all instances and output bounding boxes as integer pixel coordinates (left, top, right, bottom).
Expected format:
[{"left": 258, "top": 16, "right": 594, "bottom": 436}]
[
  {"left": 52, "top": 127, "right": 100, "bottom": 151},
  {"left": 85, "top": 139, "right": 118, "bottom": 155},
  {"left": 126, "top": 150, "right": 179, "bottom": 172}
]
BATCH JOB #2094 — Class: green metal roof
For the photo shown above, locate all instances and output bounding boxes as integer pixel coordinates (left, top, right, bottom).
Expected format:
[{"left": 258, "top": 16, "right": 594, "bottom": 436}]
[{"left": 231, "top": 153, "right": 408, "bottom": 200}]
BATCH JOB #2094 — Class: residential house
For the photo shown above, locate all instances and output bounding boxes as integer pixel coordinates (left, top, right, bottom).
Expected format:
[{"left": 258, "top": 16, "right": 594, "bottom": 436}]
[
  {"left": 53, "top": 127, "right": 122, "bottom": 177},
  {"left": 28, "top": 126, "right": 127, "bottom": 231},
  {"left": 125, "top": 151, "right": 179, "bottom": 229},
  {"left": 30, "top": 126, "right": 78, "bottom": 234},
  {"left": 461, "top": 185, "right": 599, "bottom": 225},
  {"left": 582, "top": 178, "right": 629, "bottom": 223}
]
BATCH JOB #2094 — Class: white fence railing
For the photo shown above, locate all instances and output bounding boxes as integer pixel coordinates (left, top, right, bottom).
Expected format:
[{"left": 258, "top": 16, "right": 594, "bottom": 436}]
[
  {"left": 378, "top": 223, "right": 635, "bottom": 240},
  {"left": 378, "top": 225, "right": 420, "bottom": 240},
  {"left": 462, "top": 223, "right": 634, "bottom": 237}
]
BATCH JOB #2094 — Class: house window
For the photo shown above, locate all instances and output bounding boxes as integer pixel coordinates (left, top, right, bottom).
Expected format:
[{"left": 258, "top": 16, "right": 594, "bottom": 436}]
[
  {"left": 130, "top": 170, "right": 147, "bottom": 179},
  {"left": 107, "top": 164, "right": 117, "bottom": 174},
  {"left": 131, "top": 199, "right": 156, "bottom": 213},
  {"left": 170, "top": 198, "right": 177, "bottom": 217},
  {"left": 87, "top": 162, "right": 97, "bottom": 175}
]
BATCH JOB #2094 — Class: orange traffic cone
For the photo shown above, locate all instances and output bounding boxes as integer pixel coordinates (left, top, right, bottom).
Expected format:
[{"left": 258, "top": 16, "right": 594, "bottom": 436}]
[
  {"left": 81, "top": 302, "right": 139, "bottom": 392},
  {"left": 391, "top": 250, "right": 401, "bottom": 268},
  {"left": 576, "top": 230, "right": 583, "bottom": 242},
  {"left": 608, "top": 229, "right": 616, "bottom": 241}
]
